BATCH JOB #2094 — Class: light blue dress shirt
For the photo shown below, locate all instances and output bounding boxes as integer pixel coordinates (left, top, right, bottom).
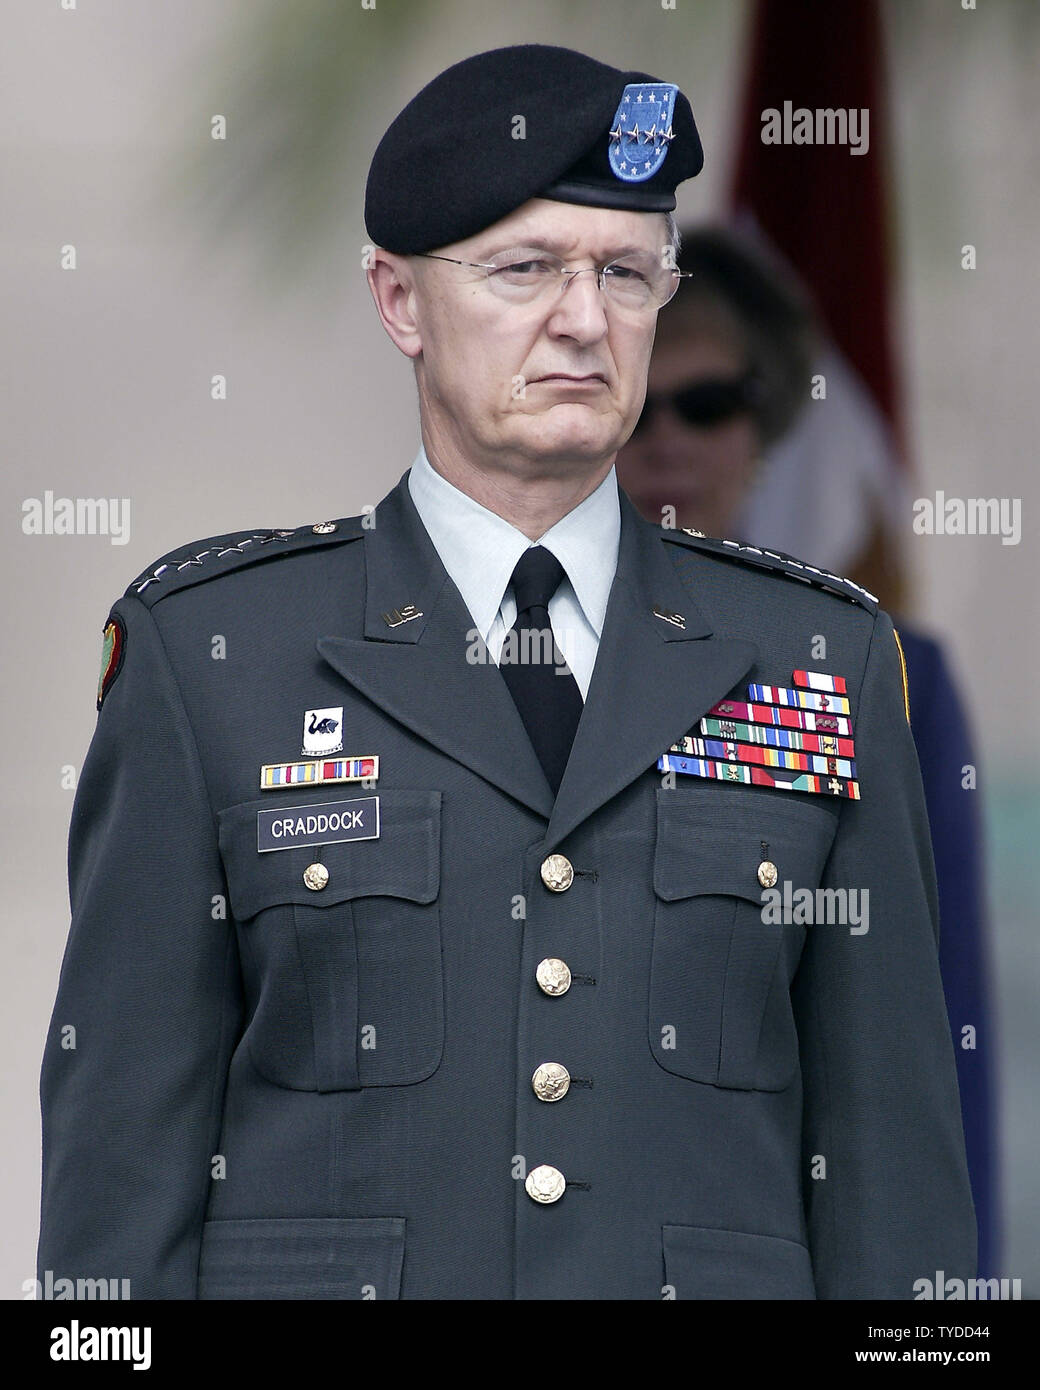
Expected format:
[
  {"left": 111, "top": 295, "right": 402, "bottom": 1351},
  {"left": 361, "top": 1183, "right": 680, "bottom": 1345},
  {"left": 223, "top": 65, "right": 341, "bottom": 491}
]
[{"left": 406, "top": 444, "right": 621, "bottom": 700}]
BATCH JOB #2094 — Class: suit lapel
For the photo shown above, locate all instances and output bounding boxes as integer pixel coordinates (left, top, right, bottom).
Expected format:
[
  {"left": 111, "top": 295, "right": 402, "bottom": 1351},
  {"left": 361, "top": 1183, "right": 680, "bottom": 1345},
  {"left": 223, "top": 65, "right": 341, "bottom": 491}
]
[
  {"left": 543, "top": 493, "right": 758, "bottom": 848},
  {"left": 316, "top": 473, "right": 757, "bottom": 841},
  {"left": 316, "top": 473, "right": 556, "bottom": 819}
]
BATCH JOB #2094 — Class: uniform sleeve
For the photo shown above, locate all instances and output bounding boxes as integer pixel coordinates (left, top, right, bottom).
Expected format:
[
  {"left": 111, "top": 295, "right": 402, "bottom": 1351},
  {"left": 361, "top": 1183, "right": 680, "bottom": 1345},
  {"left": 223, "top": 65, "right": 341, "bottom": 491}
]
[
  {"left": 37, "top": 592, "right": 243, "bottom": 1299},
  {"left": 793, "top": 607, "right": 977, "bottom": 1299}
]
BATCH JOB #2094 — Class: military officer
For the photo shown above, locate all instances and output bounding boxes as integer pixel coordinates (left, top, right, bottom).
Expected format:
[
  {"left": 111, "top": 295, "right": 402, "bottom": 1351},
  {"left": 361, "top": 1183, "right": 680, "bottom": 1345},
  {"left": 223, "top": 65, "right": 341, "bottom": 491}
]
[{"left": 37, "top": 44, "right": 975, "bottom": 1300}]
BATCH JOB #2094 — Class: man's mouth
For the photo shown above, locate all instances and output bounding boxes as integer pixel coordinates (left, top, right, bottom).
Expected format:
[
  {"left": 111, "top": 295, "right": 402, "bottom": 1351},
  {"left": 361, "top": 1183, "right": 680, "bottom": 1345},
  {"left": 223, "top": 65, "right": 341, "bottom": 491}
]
[{"left": 532, "top": 373, "right": 607, "bottom": 385}]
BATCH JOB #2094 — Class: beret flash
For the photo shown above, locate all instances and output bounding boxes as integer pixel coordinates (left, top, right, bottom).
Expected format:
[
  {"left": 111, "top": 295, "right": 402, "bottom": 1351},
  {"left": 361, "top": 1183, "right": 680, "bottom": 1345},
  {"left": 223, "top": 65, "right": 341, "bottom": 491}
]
[{"left": 365, "top": 44, "right": 703, "bottom": 255}]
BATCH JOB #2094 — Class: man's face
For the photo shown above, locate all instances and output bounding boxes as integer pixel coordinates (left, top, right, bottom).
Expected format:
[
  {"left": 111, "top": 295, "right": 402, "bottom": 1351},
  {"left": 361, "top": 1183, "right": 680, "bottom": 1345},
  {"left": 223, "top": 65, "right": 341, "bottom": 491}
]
[{"left": 384, "top": 198, "right": 669, "bottom": 480}]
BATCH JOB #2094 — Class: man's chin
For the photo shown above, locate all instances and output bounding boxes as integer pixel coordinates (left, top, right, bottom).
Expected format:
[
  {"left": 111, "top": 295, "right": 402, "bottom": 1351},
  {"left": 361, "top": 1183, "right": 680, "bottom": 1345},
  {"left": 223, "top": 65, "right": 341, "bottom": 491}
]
[{"left": 508, "top": 411, "right": 622, "bottom": 464}]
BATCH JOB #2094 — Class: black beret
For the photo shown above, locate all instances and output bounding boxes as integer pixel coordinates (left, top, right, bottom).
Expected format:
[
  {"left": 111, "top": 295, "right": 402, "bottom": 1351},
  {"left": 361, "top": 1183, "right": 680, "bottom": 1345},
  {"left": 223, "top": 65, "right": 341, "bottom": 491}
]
[{"left": 365, "top": 44, "right": 703, "bottom": 255}]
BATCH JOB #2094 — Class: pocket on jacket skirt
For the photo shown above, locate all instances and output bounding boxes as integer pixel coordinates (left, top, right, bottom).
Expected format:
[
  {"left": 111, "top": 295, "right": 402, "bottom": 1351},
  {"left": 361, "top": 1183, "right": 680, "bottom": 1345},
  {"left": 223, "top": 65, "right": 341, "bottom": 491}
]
[
  {"left": 197, "top": 1217, "right": 405, "bottom": 1299},
  {"left": 662, "top": 1223, "right": 816, "bottom": 1300},
  {"left": 649, "top": 786, "right": 837, "bottom": 1090},
  {"left": 218, "top": 789, "right": 443, "bottom": 1092}
]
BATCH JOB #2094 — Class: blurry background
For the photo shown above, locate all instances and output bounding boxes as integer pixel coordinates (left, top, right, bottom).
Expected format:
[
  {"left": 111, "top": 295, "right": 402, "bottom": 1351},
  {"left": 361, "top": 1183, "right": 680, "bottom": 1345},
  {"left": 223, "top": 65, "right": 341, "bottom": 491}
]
[{"left": 2, "top": 0, "right": 1036, "bottom": 1297}]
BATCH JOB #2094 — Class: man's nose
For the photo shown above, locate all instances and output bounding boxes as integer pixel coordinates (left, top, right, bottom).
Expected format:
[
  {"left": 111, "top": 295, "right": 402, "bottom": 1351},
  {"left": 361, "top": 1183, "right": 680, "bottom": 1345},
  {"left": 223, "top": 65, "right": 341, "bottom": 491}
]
[{"left": 546, "top": 269, "right": 610, "bottom": 339}]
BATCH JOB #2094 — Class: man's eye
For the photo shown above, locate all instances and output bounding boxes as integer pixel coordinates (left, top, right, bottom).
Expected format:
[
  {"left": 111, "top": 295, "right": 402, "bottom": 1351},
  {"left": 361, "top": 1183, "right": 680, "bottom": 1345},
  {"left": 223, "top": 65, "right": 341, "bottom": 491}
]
[
  {"left": 604, "top": 263, "right": 649, "bottom": 282},
  {"left": 493, "top": 258, "right": 555, "bottom": 277}
]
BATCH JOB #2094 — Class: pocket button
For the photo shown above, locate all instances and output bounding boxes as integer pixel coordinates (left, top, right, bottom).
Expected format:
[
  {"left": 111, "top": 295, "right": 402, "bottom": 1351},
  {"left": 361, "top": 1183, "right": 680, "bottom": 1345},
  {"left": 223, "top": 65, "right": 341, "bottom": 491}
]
[
  {"left": 757, "top": 859, "right": 778, "bottom": 888},
  {"left": 303, "top": 862, "right": 329, "bottom": 891}
]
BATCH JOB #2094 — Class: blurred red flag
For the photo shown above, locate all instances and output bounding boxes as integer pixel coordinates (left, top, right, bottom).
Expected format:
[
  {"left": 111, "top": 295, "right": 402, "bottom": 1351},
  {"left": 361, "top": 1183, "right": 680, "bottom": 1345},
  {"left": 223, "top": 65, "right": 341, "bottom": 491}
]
[{"left": 730, "top": 0, "right": 904, "bottom": 458}]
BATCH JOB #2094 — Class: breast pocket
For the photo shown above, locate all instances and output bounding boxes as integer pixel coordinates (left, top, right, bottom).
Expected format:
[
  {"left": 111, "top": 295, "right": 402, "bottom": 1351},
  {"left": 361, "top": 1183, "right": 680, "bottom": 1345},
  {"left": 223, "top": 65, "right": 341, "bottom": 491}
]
[
  {"left": 218, "top": 789, "right": 443, "bottom": 1092},
  {"left": 649, "top": 785, "right": 837, "bottom": 1091}
]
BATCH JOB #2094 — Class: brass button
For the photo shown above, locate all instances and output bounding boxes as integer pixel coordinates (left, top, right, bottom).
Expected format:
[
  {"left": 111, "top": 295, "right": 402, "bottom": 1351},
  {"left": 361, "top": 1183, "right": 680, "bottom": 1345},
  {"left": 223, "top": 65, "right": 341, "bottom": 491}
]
[
  {"left": 540, "top": 854, "right": 574, "bottom": 892},
  {"left": 532, "top": 1062, "right": 571, "bottom": 1102},
  {"left": 303, "top": 862, "right": 329, "bottom": 891},
  {"left": 525, "top": 1165, "right": 566, "bottom": 1204},
  {"left": 536, "top": 958, "right": 572, "bottom": 997},
  {"left": 311, "top": 521, "right": 337, "bottom": 535},
  {"left": 757, "top": 860, "right": 778, "bottom": 889}
]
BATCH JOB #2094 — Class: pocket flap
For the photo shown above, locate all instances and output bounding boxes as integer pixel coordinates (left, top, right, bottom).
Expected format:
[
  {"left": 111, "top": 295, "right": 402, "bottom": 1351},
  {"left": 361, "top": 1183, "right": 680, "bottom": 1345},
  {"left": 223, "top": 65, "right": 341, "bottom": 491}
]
[
  {"left": 198, "top": 1216, "right": 405, "bottom": 1299},
  {"left": 218, "top": 789, "right": 441, "bottom": 920},
  {"left": 653, "top": 786, "right": 837, "bottom": 903},
  {"left": 663, "top": 1222, "right": 815, "bottom": 1299}
]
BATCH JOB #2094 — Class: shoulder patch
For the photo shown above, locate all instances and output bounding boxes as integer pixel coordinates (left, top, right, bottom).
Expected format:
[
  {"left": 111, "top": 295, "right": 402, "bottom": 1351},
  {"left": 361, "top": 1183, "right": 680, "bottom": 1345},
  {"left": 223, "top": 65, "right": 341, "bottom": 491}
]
[
  {"left": 97, "top": 612, "right": 127, "bottom": 710},
  {"left": 663, "top": 528, "right": 879, "bottom": 615},
  {"left": 126, "top": 516, "right": 366, "bottom": 608}
]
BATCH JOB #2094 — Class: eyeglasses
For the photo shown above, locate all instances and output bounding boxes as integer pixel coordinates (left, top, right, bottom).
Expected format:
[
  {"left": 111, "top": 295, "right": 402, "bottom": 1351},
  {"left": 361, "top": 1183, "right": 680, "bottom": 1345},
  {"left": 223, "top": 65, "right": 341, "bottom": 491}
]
[
  {"left": 630, "top": 369, "right": 762, "bottom": 433},
  {"left": 416, "top": 248, "right": 691, "bottom": 310}
]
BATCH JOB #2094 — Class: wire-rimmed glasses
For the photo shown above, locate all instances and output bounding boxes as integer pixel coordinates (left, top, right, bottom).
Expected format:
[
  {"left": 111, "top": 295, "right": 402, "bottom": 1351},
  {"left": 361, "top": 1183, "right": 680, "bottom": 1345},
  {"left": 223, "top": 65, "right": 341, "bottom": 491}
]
[{"left": 416, "top": 246, "right": 690, "bottom": 311}]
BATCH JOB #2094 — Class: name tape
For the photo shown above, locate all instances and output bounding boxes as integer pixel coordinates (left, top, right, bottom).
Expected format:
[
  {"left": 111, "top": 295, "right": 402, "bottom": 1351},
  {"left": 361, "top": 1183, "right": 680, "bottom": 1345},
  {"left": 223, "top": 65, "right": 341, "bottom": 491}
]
[{"left": 257, "top": 796, "right": 380, "bottom": 852}]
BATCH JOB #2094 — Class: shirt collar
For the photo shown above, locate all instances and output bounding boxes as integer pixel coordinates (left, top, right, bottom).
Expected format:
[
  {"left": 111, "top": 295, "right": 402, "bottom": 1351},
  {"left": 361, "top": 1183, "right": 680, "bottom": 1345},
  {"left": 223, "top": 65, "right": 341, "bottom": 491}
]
[{"left": 407, "top": 443, "right": 620, "bottom": 641}]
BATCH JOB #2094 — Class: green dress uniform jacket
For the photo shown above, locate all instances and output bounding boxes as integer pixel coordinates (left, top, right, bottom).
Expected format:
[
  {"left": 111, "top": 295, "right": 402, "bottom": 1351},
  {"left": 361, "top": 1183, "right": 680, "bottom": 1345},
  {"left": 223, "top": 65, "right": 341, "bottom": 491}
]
[{"left": 36, "top": 470, "right": 976, "bottom": 1299}]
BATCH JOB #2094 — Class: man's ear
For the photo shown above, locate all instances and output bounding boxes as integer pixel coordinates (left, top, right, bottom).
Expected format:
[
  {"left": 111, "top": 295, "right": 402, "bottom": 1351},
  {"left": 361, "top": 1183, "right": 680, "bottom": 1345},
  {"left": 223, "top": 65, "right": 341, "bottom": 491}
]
[{"left": 366, "top": 250, "right": 423, "bottom": 359}]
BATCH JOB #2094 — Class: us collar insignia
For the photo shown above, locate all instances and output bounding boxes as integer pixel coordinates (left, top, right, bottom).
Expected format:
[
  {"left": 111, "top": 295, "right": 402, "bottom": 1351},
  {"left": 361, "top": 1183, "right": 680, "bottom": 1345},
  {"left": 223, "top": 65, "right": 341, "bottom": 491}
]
[
  {"left": 659, "top": 668, "right": 860, "bottom": 800},
  {"left": 608, "top": 83, "right": 678, "bottom": 184}
]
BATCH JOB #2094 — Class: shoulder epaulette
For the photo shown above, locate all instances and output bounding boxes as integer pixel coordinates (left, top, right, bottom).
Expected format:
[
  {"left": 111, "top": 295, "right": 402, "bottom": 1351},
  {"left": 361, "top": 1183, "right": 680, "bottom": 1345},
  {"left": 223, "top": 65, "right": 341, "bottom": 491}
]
[
  {"left": 664, "top": 527, "right": 879, "bottom": 615},
  {"left": 126, "top": 515, "right": 366, "bottom": 607}
]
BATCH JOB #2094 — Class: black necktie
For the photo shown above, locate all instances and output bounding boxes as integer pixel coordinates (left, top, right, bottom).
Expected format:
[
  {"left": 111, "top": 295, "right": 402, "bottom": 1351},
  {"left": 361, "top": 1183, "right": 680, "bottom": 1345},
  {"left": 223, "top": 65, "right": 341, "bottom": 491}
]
[{"left": 498, "top": 546, "right": 584, "bottom": 796}]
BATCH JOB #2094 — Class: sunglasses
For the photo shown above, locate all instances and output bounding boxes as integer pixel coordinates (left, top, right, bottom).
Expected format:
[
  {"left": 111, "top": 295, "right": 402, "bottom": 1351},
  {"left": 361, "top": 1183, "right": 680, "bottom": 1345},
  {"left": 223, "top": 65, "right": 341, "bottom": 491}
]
[{"left": 631, "top": 369, "right": 761, "bottom": 435}]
